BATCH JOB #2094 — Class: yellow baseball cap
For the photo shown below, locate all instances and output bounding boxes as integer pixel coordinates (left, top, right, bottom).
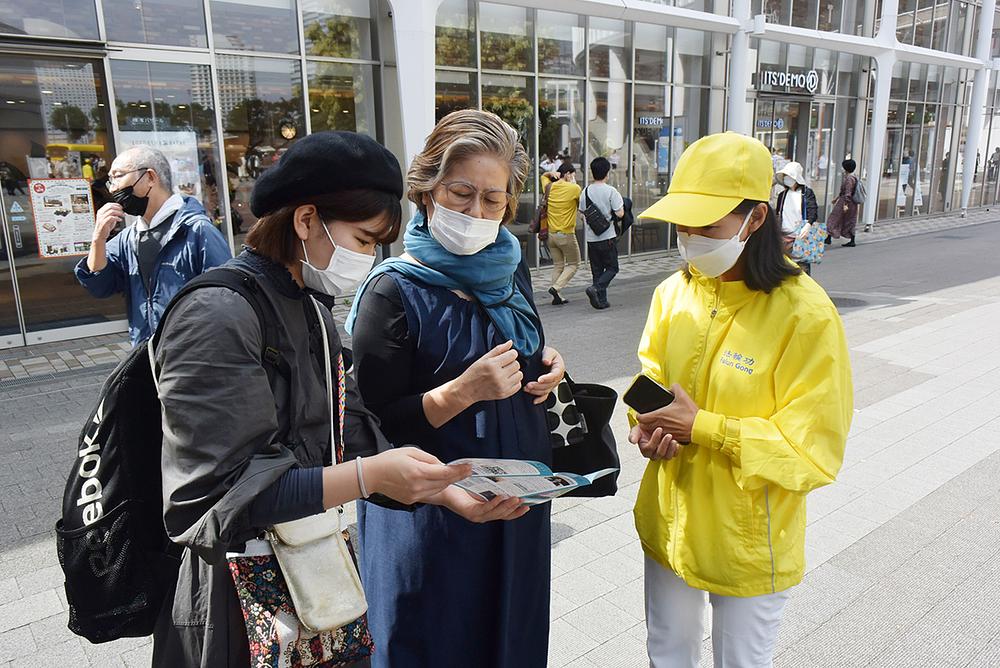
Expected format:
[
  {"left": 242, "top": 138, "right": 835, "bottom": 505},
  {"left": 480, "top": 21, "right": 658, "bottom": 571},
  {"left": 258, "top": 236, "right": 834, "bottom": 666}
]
[{"left": 640, "top": 132, "right": 773, "bottom": 228}]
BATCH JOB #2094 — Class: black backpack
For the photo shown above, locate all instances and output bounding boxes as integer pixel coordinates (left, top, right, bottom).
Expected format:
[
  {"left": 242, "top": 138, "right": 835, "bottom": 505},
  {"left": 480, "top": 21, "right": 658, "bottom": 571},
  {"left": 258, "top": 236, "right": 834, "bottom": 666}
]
[{"left": 55, "top": 267, "right": 287, "bottom": 644}]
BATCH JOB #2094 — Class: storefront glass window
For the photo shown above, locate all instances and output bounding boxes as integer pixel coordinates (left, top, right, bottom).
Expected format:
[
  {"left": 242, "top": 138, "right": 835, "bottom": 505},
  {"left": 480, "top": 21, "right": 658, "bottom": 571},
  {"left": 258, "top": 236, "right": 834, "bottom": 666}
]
[
  {"left": 436, "top": 0, "right": 476, "bottom": 68},
  {"left": 0, "top": 55, "right": 120, "bottom": 340},
  {"left": 481, "top": 73, "right": 536, "bottom": 263},
  {"left": 480, "top": 3, "right": 532, "bottom": 73},
  {"left": 897, "top": 0, "right": 917, "bottom": 44},
  {"left": 759, "top": 0, "right": 791, "bottom": 26},
  {"left": 539, "top": 79, "right": 584, "bottom": 171},
  {"left": 102, "top": 0, "right": 207, "bottom": 46},
  {"left": 930, "top": 105, "right": 956, "bottom": 213},
  {"left": 879, "top": 101, "right": 904, "bottom": 219},
  {"left": 817, "top": 1, "right": 843, "bottom": 32},
  {"left": 302, "top": 0, "right": 374, "bottom": 59},
  {"left": 632, "top": 84, "right": 670, "bottom": 254},
  {"left": 537, "top": 11, "right": 584, "bottom": 77},
  {"left": 982, "top": 109, "right": 1000, "bottom": 206},
  {"left": 908, "top": 63, "right": 927, "bottom": 102},
  {"left": 890, "top": 61, "right": 909, "bottom": 100},
  {"left": 308, "top": 62, "right": 376, "bottom": 135},
  {"left": 944, "top": 1, "right": 975, "bottom": 56},
  {"left": 216, "top": 55, "right": 304, "bottom": 242},
  {"left": 930, "top": 1, "right": 950, "bottom": 51},
  {"left": 110, "top": 60, "right": 226, "bottom": 229},
  {"left": 587, "top": 80, "right": 630, "bottom": 194},
  {"left": 792, "top": 0, "right": 819, "bottom": 31},
  {"left": 674, "top": 28, "right": 711, "bottom": 87},
  {"left": 0, "top": 0, "right": 98, "bottom": 40},
  {"left": 435, "top": 70, "right": 477, "bottom": 123},
  {"left": 210, "top": 0, "right": 299, "bottom": 53},
  {"left": 589, "top": 18, "right": 630, "bottom": 80},
  {"left": 634, "top": 23, "right": 671, "bottom": 83}
]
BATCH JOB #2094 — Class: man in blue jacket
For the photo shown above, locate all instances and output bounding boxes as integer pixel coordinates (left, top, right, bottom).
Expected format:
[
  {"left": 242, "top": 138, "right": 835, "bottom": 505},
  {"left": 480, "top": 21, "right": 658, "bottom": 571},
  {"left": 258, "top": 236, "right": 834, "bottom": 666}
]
[{"left": 75, "top": 146, "right": 232, "bottom": 346}]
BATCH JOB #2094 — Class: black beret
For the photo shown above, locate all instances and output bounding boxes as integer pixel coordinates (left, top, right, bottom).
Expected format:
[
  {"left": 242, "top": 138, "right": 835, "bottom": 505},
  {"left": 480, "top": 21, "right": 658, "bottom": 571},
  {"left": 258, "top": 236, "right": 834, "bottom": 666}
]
[{"left": 250, "top": 131, "right": 403, "bottom": 217}]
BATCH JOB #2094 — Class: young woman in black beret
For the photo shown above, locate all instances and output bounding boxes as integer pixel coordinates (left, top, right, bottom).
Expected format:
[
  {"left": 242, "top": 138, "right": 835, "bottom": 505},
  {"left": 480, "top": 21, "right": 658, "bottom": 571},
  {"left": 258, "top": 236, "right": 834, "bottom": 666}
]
[{"left": 150, "top": 131, "right": 473, "bottom": 667}]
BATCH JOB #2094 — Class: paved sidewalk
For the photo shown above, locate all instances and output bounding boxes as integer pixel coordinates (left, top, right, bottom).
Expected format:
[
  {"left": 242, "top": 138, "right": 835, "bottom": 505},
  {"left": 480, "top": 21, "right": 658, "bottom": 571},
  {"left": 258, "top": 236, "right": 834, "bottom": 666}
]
[{"left": 1, "top": 207, "right": 996, "bottom": 379}]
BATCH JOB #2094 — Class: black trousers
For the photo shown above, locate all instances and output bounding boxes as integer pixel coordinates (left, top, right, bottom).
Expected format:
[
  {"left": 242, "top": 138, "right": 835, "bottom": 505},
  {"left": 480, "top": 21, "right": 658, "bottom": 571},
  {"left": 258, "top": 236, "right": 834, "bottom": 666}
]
[{"left": 588, "top": 239, "right": 619, "bottom": 299}]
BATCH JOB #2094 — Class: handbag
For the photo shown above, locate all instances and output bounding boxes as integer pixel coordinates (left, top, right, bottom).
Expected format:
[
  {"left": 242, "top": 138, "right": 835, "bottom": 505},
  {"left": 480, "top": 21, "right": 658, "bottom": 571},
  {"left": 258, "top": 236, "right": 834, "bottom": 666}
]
[
  {"left": 582, "top": 186, "right": 612, "bottom": 236},
  {"left": 791, "top": 219, "right": 826, "bottom": 264},
  {"left": 530, "top": 182, "right": 553, "bottom": 241},
  {"left": 549, "top": 374, "right": 621, "bottom": 498},
  {"left": 226, "top": 297, "right": 373, "bottom": 667}
]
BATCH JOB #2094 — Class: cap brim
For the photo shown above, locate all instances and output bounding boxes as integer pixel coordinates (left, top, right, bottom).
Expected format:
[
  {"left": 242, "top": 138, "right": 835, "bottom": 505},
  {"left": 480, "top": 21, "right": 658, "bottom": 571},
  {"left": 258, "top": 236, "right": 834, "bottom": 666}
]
[{"left": 639, "top": 192, "right": 745, "bottom": 228}]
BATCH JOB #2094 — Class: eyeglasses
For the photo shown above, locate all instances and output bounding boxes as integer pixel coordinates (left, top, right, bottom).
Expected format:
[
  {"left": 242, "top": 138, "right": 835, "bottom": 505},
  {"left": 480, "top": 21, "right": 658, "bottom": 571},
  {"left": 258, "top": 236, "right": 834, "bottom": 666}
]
[
  {"left": 107, "top": 167, "right": 149, "bottom": 188},
  {"left": 437, "top": 181, "right": 514, "bottom": 217}
]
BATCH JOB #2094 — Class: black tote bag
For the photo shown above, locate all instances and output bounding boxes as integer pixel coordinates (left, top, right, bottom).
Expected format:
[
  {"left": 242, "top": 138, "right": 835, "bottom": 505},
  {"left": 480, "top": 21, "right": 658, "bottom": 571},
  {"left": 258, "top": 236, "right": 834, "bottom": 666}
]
[{"left": 549, "top": 375, "right": 620, "bottom": 498}]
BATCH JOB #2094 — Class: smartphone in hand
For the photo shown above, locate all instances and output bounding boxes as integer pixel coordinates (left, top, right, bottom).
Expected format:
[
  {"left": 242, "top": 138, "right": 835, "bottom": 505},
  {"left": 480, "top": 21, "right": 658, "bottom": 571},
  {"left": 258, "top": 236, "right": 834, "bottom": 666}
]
[{"left": 623, "top": 374, "right": 675, "bottom": 414}]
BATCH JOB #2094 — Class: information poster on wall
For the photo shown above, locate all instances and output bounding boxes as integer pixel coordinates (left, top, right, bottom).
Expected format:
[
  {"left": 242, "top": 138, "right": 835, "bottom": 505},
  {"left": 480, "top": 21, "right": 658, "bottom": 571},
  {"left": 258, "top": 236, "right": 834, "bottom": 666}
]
[
  {"left": 118, "top": 131, "right": 201, "bottom": 200},
  {"left": 27, "top": 178, "right": 95, "bottom": 259}
]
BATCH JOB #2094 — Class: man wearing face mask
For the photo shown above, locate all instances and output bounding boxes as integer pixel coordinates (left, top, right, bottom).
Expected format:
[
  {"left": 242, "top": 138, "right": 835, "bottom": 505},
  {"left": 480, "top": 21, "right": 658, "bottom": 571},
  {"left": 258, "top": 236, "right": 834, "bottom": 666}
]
[
  {"left": 628, "top": 132, "right": 853, "bottom": 668},
  {"left": 74, "top": 146, "right": 231, "bottom": 346}
]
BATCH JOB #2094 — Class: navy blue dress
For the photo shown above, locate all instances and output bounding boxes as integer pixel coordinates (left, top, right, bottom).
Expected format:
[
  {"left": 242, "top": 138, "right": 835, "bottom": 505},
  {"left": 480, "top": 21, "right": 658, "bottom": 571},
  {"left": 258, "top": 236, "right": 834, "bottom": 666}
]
[{"left": 352, "top": 263, "right": 551, "bottom": 668}]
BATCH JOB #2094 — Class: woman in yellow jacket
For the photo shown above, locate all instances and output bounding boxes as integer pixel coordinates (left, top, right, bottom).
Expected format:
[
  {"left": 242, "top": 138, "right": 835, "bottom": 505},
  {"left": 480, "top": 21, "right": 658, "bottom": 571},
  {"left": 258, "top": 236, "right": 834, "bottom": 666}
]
[{"left": 631, "top": 132, "right": 852, "bottom": 667}]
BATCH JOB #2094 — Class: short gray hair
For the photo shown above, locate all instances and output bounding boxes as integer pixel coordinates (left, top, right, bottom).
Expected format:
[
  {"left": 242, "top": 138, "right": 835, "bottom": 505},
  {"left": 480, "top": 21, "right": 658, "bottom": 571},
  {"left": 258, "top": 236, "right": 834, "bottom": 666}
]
[{"left": 115, "top": 146, "right": 173, "bottom": 192}]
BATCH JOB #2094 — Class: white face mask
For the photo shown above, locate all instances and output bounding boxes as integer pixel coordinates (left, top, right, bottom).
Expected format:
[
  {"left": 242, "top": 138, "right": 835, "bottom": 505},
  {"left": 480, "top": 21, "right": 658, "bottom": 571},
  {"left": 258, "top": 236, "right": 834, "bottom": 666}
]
[
  {"left": 677, "top": 210, "right": 754, "bottom": 279},
  {"left": 300, "top": 221, "right": 376, "bottom": 296},
  {"left": 428, "top": 198, "right": 502, "bottom": 256}
]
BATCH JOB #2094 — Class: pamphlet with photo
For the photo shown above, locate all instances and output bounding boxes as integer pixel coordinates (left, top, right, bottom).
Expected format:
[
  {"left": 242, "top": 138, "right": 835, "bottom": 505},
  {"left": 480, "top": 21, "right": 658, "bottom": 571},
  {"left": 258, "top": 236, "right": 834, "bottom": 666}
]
[{"left": 449, "top": 458, "right": 617, "bottom": 506}]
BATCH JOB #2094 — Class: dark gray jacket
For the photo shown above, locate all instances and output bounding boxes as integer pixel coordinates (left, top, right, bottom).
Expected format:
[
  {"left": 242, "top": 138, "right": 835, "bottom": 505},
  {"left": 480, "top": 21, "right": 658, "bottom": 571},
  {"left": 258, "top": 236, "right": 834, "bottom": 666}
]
[{"left": 151, "top": 250, "right": 390, "bottom": 667}]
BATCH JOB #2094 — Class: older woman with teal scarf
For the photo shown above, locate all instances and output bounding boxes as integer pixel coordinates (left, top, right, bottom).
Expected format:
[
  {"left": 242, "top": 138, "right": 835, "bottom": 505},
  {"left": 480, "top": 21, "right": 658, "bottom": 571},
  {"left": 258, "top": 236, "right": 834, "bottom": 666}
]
[{"left": 346, "top": 110, "right": 565, "bottom": 667}]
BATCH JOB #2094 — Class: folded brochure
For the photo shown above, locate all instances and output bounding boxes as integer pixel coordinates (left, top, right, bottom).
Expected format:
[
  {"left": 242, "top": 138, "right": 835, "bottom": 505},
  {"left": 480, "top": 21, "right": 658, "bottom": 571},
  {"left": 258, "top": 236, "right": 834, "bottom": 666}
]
[{"left": 450, "top": 458, "right": 618, "bottom": 506}]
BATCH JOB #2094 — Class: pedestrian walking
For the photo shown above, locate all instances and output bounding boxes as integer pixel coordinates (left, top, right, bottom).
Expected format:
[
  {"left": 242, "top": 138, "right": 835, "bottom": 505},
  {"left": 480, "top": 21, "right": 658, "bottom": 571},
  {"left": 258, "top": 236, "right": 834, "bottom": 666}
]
[
  {"left": 774, "top": 161, "right": 820, "bottom": 273},
  {"left": 540, "top": 163, "right": 582, "bottom": 304},
  {"left": 150, "top": 131, "right": 471, "bottom": 667},
  {"left": 74, "top": 146, "right": 232, "bottom": 346},
  {"left": 633, "top": 131, "right": 853, "bottom": 668},
  {"left": 826, "top": 158, "right": 860, "bottom": 247},
  {"left": 346, "top": 109, "right": 566, "bottom": 668},
  {"left": 580, "top": 157, "right": 625, "bottom": 309}
]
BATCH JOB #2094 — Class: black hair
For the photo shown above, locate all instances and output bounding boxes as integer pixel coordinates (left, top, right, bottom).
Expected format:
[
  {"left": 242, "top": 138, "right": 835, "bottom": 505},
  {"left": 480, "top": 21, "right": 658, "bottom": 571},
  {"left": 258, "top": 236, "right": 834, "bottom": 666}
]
[
  {"left": 842, "top": 159, "right": 857, "bottom": 173},
  {"left": 590, "top": 157, "right": 611, "bottom": 180},
  {"left": 683, "top": 199, "right": 800, "bottom": 293},
  {"left": 557, "top": 162, "right": 576, "bottom": 176}
]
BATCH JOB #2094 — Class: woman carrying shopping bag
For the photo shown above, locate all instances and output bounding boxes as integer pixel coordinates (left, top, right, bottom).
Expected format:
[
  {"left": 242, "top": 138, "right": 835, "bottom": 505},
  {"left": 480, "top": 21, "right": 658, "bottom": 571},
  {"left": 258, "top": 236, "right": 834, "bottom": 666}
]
[{"left": 632, "top": 132, "right": 853, "bottom": 667}]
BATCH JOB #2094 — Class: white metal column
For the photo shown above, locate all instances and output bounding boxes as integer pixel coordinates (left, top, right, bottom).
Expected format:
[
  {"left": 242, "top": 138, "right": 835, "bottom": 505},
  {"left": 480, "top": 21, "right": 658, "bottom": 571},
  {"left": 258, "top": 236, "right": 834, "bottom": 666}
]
[
  {"left": 727, "top": 0, "right": 753, "bottom": 134},
  {"left": 386, "top": 0, "right": 441, "bottom": 197},
  {"left": 861, "top": 0, "right": 899, "bottom": 232},
  {"left": 960, "top": 0, "right": 998, "bottom": 216}
]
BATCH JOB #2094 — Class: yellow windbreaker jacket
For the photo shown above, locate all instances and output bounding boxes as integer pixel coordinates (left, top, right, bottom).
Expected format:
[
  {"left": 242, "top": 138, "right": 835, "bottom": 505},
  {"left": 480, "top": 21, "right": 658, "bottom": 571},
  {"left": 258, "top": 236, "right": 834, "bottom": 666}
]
[{"left": 633, "top": 268, "right": 852, "bottom": 597}]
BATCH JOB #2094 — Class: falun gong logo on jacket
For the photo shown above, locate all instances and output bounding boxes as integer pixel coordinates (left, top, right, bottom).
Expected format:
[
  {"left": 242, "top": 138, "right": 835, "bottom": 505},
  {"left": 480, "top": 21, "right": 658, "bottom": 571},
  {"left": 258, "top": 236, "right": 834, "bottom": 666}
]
[{"left": 720, "top": 350, "right": 755, "bottom": 376}]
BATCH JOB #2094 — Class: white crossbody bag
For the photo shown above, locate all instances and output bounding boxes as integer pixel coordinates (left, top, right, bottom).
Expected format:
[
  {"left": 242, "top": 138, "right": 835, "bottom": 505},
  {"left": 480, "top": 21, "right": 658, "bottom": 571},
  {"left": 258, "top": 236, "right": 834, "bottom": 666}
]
[{"left": 265, "top": 296, "right": 368, "bottom": 633}]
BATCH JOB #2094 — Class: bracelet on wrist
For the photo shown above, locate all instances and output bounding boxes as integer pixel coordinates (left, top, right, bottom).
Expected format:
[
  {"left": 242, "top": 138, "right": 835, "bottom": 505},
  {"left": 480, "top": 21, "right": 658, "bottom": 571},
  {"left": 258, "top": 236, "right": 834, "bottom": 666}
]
[{"left": 355, "top": 456, "right": 370, "bottom": 499}]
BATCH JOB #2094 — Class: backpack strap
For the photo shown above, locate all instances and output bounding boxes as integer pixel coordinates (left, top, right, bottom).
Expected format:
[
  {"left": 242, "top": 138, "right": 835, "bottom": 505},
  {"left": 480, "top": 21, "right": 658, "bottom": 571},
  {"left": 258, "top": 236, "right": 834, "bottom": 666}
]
[{"left": 150, "top": 266, "right": 290, "bottom": 381}]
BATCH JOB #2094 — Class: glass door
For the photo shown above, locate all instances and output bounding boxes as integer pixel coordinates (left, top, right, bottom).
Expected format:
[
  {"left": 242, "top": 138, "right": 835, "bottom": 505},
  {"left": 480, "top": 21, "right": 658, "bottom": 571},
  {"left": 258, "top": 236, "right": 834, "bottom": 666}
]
[{"left": 0, "top": 54, "right": 126, "bottom": 346}]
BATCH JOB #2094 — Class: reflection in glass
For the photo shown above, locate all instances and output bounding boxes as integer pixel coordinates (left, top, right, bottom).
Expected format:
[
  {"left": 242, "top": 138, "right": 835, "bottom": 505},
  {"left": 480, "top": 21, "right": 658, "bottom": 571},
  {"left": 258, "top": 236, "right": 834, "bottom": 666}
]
[
  {"left": 879, "top": 102, "right": 904, "bottom": 219},
  {"left": 674, "top": 29, "right": 711, "bottom": 87},
  {"left": 0, "top": 0, "right": 99, "bottom": 39},
  {"left": 480, "top": 3, "right": 532, "bottom": 72},
  {"left": 806, "top": 102, "right": 834, "bottom": 221},
  {"left": 634, "top": 23, "right": 670, "bottom": 82},
  {"left": 436, "top": 0, "right": 476, "bottom": 68},
  {"left": 537, "top": 11, "right": 584, "bottom": 77},
  {"left": 587, "top": 81, "right": 630, "bottom": 194},
  {"left": 210, "top": 0, "right": 298, "bottom": 53},
  {"left": 0, "top": 55, "right": 122, "bottom": 336},
  {"left": 481, "top": 74, "right": 536, "bottom": 264},
  {"left": 217, "top": 56, "right": 304, "bottom": 241},
  {"left": 435, "top": 70, "right": 477, "bottom": 123},
  {"left": 302, "top": 0, "right": 373, "bottom": 59},
  {"left": 817, "top": 1, "right": 842, "bottom": 32},
  {"left": 539, "top": 79, "right": 584, "bottom": 170},
  {"left": 589, "top": 18, "right": 630, "bottom": 80},
  {"left": 308, "top": 62, "right": 376, "bottom": 135},
  {"left": 102, "top": 0, "right": 207, "bottom": 46},
  {"left": 110, "top": 60, "right": 226, "bottom": 228},
  {"left": 632, "top": 85, "right": 670, "bottom": 254}
]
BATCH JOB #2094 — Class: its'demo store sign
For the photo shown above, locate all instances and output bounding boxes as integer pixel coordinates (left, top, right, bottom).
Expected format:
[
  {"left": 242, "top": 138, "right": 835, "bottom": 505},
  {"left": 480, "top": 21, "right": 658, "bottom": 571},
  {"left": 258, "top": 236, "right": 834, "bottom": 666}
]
[{"left": 757, "top": 68, "right": 820, "bottom": 95}]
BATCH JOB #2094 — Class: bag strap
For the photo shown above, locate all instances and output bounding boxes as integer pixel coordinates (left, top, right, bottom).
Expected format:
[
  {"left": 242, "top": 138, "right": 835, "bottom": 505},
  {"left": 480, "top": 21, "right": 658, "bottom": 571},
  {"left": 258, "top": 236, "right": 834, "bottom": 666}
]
[
  {"left": 309, "top": 297, "right": 345, "bottom": 465},
  {"left": 541, "top": 181, "right": 553, "bottom": 206}
]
